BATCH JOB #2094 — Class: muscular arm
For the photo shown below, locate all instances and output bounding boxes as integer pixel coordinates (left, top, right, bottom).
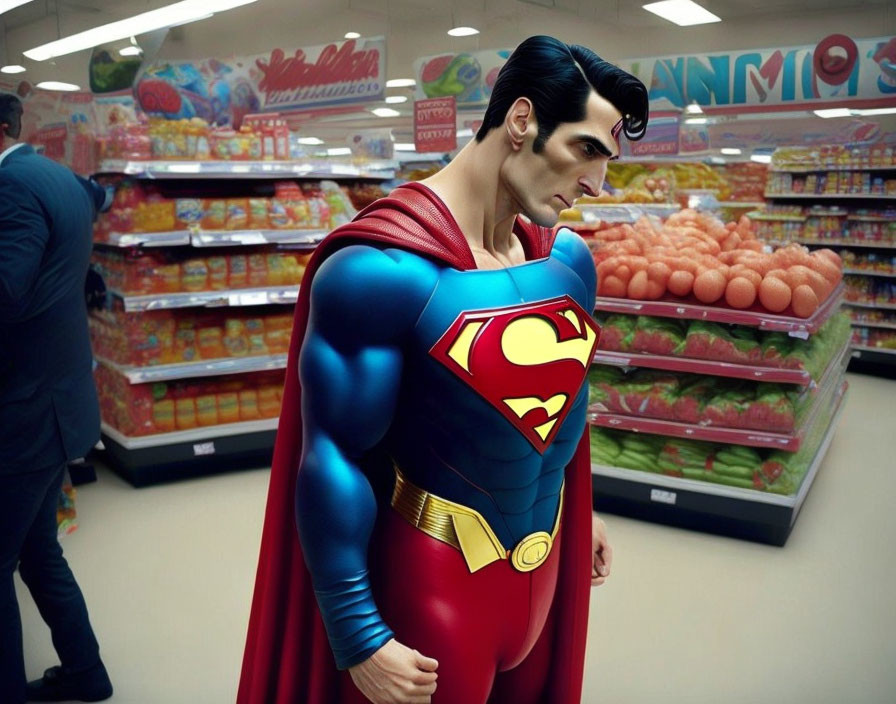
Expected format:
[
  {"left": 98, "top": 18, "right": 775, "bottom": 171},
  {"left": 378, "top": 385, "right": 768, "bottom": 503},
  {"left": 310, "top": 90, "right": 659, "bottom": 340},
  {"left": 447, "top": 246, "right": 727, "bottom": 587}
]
[
  {"left": 552, "top": 227, "right": 597, "bottom": 312},
  {"left": 296, "top": 245, "right": 435, "bottom": 670}
]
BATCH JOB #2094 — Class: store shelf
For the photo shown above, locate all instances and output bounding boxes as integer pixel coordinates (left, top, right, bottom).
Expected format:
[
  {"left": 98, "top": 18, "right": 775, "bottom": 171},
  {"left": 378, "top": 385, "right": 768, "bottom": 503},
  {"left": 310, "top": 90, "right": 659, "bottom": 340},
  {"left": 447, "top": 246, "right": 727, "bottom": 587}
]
[
  {"left": 594, "top": 285, "right": 843, "bottom": 335},
  {"left": 771, "top": 165, "right": 896, "bottom": 173},
  {"left": 99, "top": 419, "right": 278, "bottom": 487},
  {"left": 95, "top": 354, "right": 288, "bottom": 383},
  {"left": 748, "top": 214, "right": 806, "bottom": 222},
  {"left": 851, "top": 344, "right": 896, "bottom": 358},
  {"left": 588, "top": 374, "right": 845, "bottom": 452},
  {"left": 95, "top": 231, "right": 192, "bottom": 248},
  {"left": 843, "top": 300, "right": 896, "bottom": 310},
  {"left": 560, "top": 203, "right": 681, "bottom": 226},
  {"left": 765, "top": 192, "right": 896, "bottom": 200},
  {"left": 718, "top": 201, "right": 766, "bottom": 208},
  {"left": 846, "top": 215, "right": 895, "bottom": 222},
  {"left": 849, "top": 319, "right": 896, "bottom": 330},
  {"left": 767, "top": 238, "right": 896, "bottom": 250},
  {"left": 591, "top": 385, "right": 847, "bottom": 546},
  {"left": 96, "top": 159, "right": 396, "bottom": 180},
  {"left": 842, "top": 269, "right": 896, "bottom": 278},
  {"left": 190, "top": 229, "right": 327, "bottom": 247},
  {"left": 110, "top": 286, "right": 299, "bottom": 312}
]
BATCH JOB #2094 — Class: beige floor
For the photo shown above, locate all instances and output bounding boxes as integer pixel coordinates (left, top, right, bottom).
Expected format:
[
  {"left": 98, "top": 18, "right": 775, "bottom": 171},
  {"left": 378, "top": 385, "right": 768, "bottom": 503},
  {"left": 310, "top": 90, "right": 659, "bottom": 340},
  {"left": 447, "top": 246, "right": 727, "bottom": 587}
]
[{"left": 16, "top": 371, "right": 896, "bottom": 704}]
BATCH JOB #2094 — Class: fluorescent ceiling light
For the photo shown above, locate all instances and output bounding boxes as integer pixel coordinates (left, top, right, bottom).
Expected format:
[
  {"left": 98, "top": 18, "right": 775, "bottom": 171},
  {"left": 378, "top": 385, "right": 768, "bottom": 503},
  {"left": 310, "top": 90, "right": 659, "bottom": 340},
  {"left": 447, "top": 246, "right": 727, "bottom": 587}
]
[
  {"left": 371, "top": 107, "right": 401, "bottom": 117},
  {"left": 386, "top": 78, "right": 415, "bottom": 88},
  {"left": 447, "top": 26, "right": 479, "bottom": 36},
  {"left": 0, "top": 65, "right": 26, "bottom": 74},
  {"left": 457, "top": 128, "right": 474, "bottom": 138},
  {"left": 685, "top": 102, "right": 703, "bottom": 114},
  {"left": 685, "top": 117, "right": 708, "bottom": 124},
  {"left": 297, "top": 137, "right": 324, "bottom": 145},
  {"left": 721, "top": 148, "right": 742, "bottom": 155},
  {"left": 813, "top": 108, "right": 853, "bottom": 118},
  {"left": 327, "top": 147, "right": 352, "bottom": 156},
  {"left": 853, "top": 107, "right": 896, "bottom": 116},
  {"left": 24, "top": 0, "right": 256, "bottom": 61},
  {"left": 642, "top": 0, "right": 721, "bottom": 26},
  {"left": 0, "top": 0, "right": 33, "bottom": 15},
  {"left": 394, "top": 143, "right": 416, "bottom": 151},
  {"left": 119, "top": 46, "right": 143, "bottom": 56},
  {"left": 385, "top": 95, "right": 408, "bottom": 104},
  {"left": 344, "top": 31, "right": 361, "bottom": 39},
  {"left": 750, "top": 154, "right": 772, "bottom": 164},
  {"left": 36, "top": 81, "right": 81, "bottom": 91}
]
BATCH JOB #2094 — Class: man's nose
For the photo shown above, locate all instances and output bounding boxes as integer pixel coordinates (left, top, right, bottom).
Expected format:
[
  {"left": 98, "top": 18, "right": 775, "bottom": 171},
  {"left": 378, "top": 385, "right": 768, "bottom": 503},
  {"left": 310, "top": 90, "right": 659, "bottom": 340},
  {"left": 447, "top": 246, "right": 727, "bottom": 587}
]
[{"left": 580, "top": 163, "right": 607, "bottom": 197}]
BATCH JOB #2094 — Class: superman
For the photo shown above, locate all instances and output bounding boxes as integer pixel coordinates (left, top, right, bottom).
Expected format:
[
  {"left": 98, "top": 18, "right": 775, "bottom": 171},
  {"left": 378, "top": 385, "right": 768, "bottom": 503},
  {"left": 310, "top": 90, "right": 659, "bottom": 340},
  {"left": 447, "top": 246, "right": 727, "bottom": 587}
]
[{"left": 238, "top": 36, "right": 648, "bottom": 704}]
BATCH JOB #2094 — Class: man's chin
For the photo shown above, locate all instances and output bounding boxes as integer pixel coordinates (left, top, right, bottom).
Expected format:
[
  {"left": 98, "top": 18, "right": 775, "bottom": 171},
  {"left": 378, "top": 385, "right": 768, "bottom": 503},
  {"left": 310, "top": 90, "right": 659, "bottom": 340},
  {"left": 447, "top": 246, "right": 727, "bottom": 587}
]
[{"left": 525, "top": 208, "right": 560, "bottom": 229}]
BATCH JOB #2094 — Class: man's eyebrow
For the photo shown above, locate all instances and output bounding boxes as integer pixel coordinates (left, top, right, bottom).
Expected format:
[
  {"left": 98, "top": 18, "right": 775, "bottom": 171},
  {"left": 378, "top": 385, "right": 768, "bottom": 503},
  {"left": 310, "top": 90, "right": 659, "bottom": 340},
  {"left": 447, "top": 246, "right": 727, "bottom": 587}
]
[{"left": 575, "top": 134, "right": 619, "bottom": 160}]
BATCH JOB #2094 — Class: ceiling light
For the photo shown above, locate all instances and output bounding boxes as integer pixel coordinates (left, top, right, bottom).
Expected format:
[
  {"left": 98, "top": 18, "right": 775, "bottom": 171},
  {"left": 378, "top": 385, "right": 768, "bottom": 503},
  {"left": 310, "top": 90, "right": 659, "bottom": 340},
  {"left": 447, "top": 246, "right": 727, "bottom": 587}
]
[
  {"left": 297, "top": 137, "right": 324, "bottom": 145},
  {"left": 24, "top": 0, "right": 256, "bottom": 61},
  {"left": 0, "top": 0, "right": 33, "bottom": 14},
  {"left": 0, "top": 65, "right": 26, "bottom": 74},
  {"left": 327, "top": 147, "right": 352, "bottom": 156},
  {"left": 813, "top": 108, "right": 853, "bottom": 118},
  {"left": 385, "top": 95, "right": 408, "bottom": 104},
  {"left": 853, "top": 107, "right": 896, "bottom": 116},
  {"left": 394, "top": 143, "right": 416, "bottom": 151},
  {"left": 119, "top": 46, "right": 143, "bottom": 56},
  {"left": 685, "top": 102, "right": 703, "bottom": 114},
  {"left": 721, "top": 148, "right": 742, "bottom": 155},
  {"left": 447, "top": 26, "right": 479, "bottom": 36},
  {"left": 371, "top": 107, "right": 401, "bottom": 117},
  {"left": 457, "top": 128, "right": 474, "bottom": 138},
  {"left": 386, "top": 78, "right": 415, "bottom": 88},
  {"left": 36, "top": 81, "right": 81, "bottom": 91},
  {"left": 642, "top": 0, "right": 721, "bottom": 26},
  {"left": 344, "top": 31, "right": 361, "bottom": 39},
  {"left": 750, "top": 154, "right": 772, "bottom": 164},
  {"left": 685, "top": 117, "right": 708, "bottom": 124}
]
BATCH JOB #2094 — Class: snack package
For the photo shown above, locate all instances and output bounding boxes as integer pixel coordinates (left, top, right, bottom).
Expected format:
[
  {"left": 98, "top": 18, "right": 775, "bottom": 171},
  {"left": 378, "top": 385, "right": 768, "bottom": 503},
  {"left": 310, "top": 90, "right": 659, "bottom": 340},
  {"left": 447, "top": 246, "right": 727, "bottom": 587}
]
[
  {"left": 217, "top": 392, "right": 240, "bottom": 423},
  {"left": 226, "top": 199, "right": 249, "bottom": 230},
  {"left": 223, "top": 318, "right": 249, "bottom": 357},
  {"left": 248, "top": 198, "right": 270, "bottom": 229},
  {"left": 202, "top": 200, "right": 228, "bottom": 230},
  {"left": 175, "top": 199, "right": 204, "bottom": 229},
  {"left": 197, "top": 326, "right": 226, "bottom": 359},
  {"left": 238, "top": 389, "right": 261, "bottom": 421},
  {"left": 257, "top": 387, "right": 281, "bottom": 418},
  {"left": 181, "top": 258, "right": 209, "bottom": 292},
  {"left": 207, "top": 256, "right": 229, "bottom": 290},
  {"left": 247, "top": 254, "right": 269, "bottom": 287},
  {"left": 196, "top": 394, "right": 219, "bottom": 427},
  {"left": 152, "top": 399, "right": 176, "bottom": 433},
  {"left": 228, "top": 255, "right": 248, "bottom": 288},
  {"left": 175, "top": 397, "right": 198, "bottom": 430}
]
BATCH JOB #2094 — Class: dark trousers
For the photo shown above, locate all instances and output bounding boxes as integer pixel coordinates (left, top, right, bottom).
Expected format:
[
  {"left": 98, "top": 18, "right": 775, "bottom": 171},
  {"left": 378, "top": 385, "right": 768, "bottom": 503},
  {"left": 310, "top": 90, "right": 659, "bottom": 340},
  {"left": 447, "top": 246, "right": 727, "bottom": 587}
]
[{"left": 0, "top": 463, "right": 101, "bottom": 704}]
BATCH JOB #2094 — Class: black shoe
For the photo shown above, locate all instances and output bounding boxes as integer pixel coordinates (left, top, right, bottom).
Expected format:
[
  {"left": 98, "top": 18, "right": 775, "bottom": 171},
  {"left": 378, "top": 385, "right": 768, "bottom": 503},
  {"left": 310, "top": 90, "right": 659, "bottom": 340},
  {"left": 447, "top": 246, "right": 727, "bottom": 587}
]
[{"left": 26, "top": 662, "right": 113, "bottom": 702}]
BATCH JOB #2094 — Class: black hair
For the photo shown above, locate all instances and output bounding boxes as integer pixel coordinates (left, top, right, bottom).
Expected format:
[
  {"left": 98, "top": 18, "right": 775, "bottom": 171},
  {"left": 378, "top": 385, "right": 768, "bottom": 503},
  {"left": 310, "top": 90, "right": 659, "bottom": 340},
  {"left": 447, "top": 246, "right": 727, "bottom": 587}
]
[
  {"left": 0, "top": 92, "right": 23, "bottom": 140},
  {"left": 476, "top": 35, "right": 648, "bottom": 151}
]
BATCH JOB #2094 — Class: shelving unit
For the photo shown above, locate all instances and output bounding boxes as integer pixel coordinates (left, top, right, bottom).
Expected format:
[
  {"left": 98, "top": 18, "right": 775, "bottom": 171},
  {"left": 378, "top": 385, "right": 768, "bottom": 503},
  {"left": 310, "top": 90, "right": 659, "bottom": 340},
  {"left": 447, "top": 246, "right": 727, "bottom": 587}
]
[
  {"left": 590, "top": 282, "right": 849, "bottom": 545},
  {"left": 90, "top": 160, "right": 393, "bottom": 486}
]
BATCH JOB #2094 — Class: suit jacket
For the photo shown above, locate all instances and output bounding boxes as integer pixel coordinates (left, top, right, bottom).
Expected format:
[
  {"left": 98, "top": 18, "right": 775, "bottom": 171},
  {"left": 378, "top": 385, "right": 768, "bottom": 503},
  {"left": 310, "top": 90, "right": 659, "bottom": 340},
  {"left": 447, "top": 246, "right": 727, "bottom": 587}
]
[{"left": 0, "top": 145, "right": 107, "bottom": 473}]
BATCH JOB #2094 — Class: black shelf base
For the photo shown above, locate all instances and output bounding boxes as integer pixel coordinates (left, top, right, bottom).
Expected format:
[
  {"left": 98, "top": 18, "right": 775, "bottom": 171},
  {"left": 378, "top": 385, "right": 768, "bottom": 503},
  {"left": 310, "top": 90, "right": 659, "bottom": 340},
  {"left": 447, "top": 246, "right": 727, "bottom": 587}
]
[
  {"left": 593, "top": 474, "right": 803, "bottom": 547},
  {"left": 97, "top": 429, "right": 276, "bottom": 487}
]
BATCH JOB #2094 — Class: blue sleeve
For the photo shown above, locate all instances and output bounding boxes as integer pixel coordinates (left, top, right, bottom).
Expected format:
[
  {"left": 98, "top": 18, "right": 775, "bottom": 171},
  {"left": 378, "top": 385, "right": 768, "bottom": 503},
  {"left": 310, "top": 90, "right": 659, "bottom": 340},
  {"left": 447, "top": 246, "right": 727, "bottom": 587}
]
[
  {"left": 553, "top": 227, "right": 597, "bottom": 311},
  {"left": 0, "top": 173, "right": 50, "bottom": 323},
  {"left": 296, "top": 245, "right": 436, "bottom": 670},
  {"left": 75, "top": 175, "right": 111, "bottom": 218}
]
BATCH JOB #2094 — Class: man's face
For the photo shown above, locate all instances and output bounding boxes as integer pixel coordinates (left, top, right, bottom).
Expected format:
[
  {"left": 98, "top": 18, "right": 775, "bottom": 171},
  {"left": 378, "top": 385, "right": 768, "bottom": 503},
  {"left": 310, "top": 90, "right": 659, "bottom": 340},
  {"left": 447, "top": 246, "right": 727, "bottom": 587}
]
[{"left": 501, "top": 91, "right": 623, "bottom": 228}]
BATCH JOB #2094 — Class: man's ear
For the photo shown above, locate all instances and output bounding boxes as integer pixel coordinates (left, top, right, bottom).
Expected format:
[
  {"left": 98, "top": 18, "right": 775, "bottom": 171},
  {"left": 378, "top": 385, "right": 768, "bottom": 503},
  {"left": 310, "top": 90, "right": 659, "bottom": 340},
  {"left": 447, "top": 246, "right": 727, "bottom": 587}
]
[{"left": 504, "top": 97, "right": 536, "bottom": 151}]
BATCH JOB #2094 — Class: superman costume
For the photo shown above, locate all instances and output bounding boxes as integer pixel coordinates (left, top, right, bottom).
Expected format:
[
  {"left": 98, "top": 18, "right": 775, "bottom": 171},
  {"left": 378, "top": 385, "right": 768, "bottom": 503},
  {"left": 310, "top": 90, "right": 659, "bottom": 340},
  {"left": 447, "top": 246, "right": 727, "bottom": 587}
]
[{"left": 238, "top": 182, "right": 598, "bottom": 703}]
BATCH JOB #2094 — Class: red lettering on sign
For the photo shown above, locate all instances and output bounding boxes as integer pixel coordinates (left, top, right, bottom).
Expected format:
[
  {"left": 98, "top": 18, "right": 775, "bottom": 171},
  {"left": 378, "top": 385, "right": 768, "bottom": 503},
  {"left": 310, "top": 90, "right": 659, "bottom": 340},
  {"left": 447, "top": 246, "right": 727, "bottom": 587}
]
[{"left": 256, "top": 40, "right": 380, "bottom": 92}]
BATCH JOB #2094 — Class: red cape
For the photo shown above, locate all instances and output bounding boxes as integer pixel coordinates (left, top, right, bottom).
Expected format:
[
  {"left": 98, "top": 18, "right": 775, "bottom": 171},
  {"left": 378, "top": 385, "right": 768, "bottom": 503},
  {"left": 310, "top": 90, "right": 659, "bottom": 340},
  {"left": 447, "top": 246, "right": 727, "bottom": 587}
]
[{"left": 237, "top": 182, "right": 593, "bottom": 703}]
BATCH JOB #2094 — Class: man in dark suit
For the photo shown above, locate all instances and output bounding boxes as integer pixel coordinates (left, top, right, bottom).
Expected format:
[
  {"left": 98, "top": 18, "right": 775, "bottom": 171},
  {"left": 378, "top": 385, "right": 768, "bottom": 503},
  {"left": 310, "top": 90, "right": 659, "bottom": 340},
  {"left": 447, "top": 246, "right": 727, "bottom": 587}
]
[{"left": 0, "top": 92, "right": 113, "bottom": 703}]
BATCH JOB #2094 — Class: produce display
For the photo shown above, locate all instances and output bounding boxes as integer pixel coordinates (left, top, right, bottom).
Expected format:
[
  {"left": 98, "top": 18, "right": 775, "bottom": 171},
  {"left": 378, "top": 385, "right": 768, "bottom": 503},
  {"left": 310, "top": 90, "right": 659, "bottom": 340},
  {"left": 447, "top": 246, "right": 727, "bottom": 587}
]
[
  {"left": 844, "top": 275, "right": 896, "bottom": 305},
  {"left": 851, "top": 327, "right": 896, "bottom": 350},
  {"left": 89, "top": 308, "right": 294, "bottom": 367},
  {"left": 771, "top": 145, "right": 896, "bottom": 170},
  {"left": 91, "top": 249, "right": 309, "bottom": 295},
  {"left": 94, "top": 179, "right": 357, "bottom": 237},
  {"left": 597, "top": 311, "right": 851, "bottom": 379},
  {"left": 591, "top": 208, "right": 844, "bottom": 318},
  {"left": 587, "top": 366, "right": 822, "bottom": 433},
  {"left": 766, "top": 170, "right": 896, "bottom": 196},
  {"left": 713, "top": 163, "right": 769, "bottom": 203},
  {"left": 95, "top": 366, "right": 285, "bottom": 436}
]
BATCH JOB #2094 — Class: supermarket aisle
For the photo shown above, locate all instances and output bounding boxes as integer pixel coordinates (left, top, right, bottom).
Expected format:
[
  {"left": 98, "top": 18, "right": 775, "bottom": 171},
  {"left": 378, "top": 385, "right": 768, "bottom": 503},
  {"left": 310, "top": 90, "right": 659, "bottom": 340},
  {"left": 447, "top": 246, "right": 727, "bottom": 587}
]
[{"left": 16, "top": 372, "right": 896, "bottom": 704}]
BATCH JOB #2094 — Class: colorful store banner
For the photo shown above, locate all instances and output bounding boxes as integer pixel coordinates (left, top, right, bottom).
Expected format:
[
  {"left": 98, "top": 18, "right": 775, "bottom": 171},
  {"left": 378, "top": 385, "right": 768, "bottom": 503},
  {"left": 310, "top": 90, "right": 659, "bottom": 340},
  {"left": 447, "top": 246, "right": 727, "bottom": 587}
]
[
  {"left": 414, "top": 97, "right": 457, "bottom": 152},
  {"left": 413, "top": 50, "right": 511, "bottom": 108},
  {"left": 619, "top": 35, "right": 896, "bottom": 113},
  {"left": 136, "top": 36, "right": 386, "bottom": 126},
  {"left": 629, "top": 114, "right": 680, "bottom": 156}
]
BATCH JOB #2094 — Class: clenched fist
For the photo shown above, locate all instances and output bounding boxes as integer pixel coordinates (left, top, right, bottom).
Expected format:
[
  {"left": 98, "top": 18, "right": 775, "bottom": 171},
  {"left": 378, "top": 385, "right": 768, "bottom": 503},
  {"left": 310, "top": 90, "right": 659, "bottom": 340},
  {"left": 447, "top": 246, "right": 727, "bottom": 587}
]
[{"left": 349, "top": 638, "right": 439, "bottom": 704}]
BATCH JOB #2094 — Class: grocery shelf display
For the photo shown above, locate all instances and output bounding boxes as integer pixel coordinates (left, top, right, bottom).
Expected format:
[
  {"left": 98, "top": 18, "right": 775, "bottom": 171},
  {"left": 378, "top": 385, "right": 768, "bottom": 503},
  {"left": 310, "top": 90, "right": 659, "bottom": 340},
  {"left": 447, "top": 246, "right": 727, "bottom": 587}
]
[
  {"left": 584, "top": 204, "right": 849, "bottom": 544},
  {"left": 87, "top": 161, "right": 390, "bottom": 485}
]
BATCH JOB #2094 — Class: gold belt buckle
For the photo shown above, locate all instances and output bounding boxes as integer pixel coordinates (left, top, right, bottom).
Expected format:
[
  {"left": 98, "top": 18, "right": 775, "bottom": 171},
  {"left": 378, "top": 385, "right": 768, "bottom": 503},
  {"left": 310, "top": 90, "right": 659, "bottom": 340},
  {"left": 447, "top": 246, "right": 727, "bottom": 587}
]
[{"left": 511, "top": 532, "right": 554, "bottom": 572}]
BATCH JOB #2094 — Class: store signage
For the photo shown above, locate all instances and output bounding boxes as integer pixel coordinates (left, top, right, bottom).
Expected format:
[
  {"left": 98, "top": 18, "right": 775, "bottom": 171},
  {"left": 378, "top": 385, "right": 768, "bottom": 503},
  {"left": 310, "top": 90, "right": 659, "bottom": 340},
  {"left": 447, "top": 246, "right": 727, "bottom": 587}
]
[
  {"left": 414, "top": 97, "right": 457, "bottom": 152},
  {"left": 630, "top": 114, "right": 680, "bottom": 156},
  {"left": 413, "top": 49, "right": 511, "bottom": 108},
  {"left": 620, "top": 35, "right": 896, "bottom": 112}
]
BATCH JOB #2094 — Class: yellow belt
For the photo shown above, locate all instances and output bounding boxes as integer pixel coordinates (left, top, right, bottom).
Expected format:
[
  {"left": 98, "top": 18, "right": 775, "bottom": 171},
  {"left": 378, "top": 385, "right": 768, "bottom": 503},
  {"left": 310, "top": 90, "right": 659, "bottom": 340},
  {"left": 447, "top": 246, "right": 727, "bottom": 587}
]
[{"left": 390, "top": 467, "right": 563, "bottom": 574}]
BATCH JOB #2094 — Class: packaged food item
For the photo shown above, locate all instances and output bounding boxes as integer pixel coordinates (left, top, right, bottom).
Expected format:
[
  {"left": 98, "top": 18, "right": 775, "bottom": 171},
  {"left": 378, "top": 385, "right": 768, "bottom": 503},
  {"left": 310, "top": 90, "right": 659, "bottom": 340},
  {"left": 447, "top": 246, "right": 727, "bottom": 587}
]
[
  {"left": 155, "top": 263, "right": 182, "bottom": 293},
  {"left": 257, "top": 387, "right": 281, "bottom": 417},
  {"left": 268, "top": 199, "right": 292, "bottom": 229},
  {"left": 202, "top": 200, "right": 228, "bottom": 230},
  {"left": 152, "top": 399, "right": 176, "bottom": 433},
  {"left": 226, "top": 199, "right": 249, "bottom": 229},
  {"left": 248, "top": 198, "right": 270, "bottom": 229},
  {"left": 207, "top": 256, "right": 229, "bottom": 290},
  {"left": 197, "top": 326, "right": 226, "bottom": 359},
  {"left": 217, "top": 392, "right": 240, "bottom": 423},
  {"left": 175, "top": 199, "right": 204, "bottom": 229},
  {"left": 223, "top": 318, "right": 249, "bottom": 357},
  {"left": 247, "top": 254, "right": 269, "bottom": 287},
  {"left": 174, "top": 319, "right": 199, "bottom": 362},
  {"left": 195, "top": 395, "right": 218, "bottom": 426},
  {"left": 175, "top": 397, "right": 198, "bottom": 430},
  {"left": 181, "top": 258, "right": 209, "bottom": 292},
  {"left": 238, "top": 389, "right": 261, "bottom": 421},
  {"left": 228, "top": 255, "right": 248, "bottom": 288}
]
